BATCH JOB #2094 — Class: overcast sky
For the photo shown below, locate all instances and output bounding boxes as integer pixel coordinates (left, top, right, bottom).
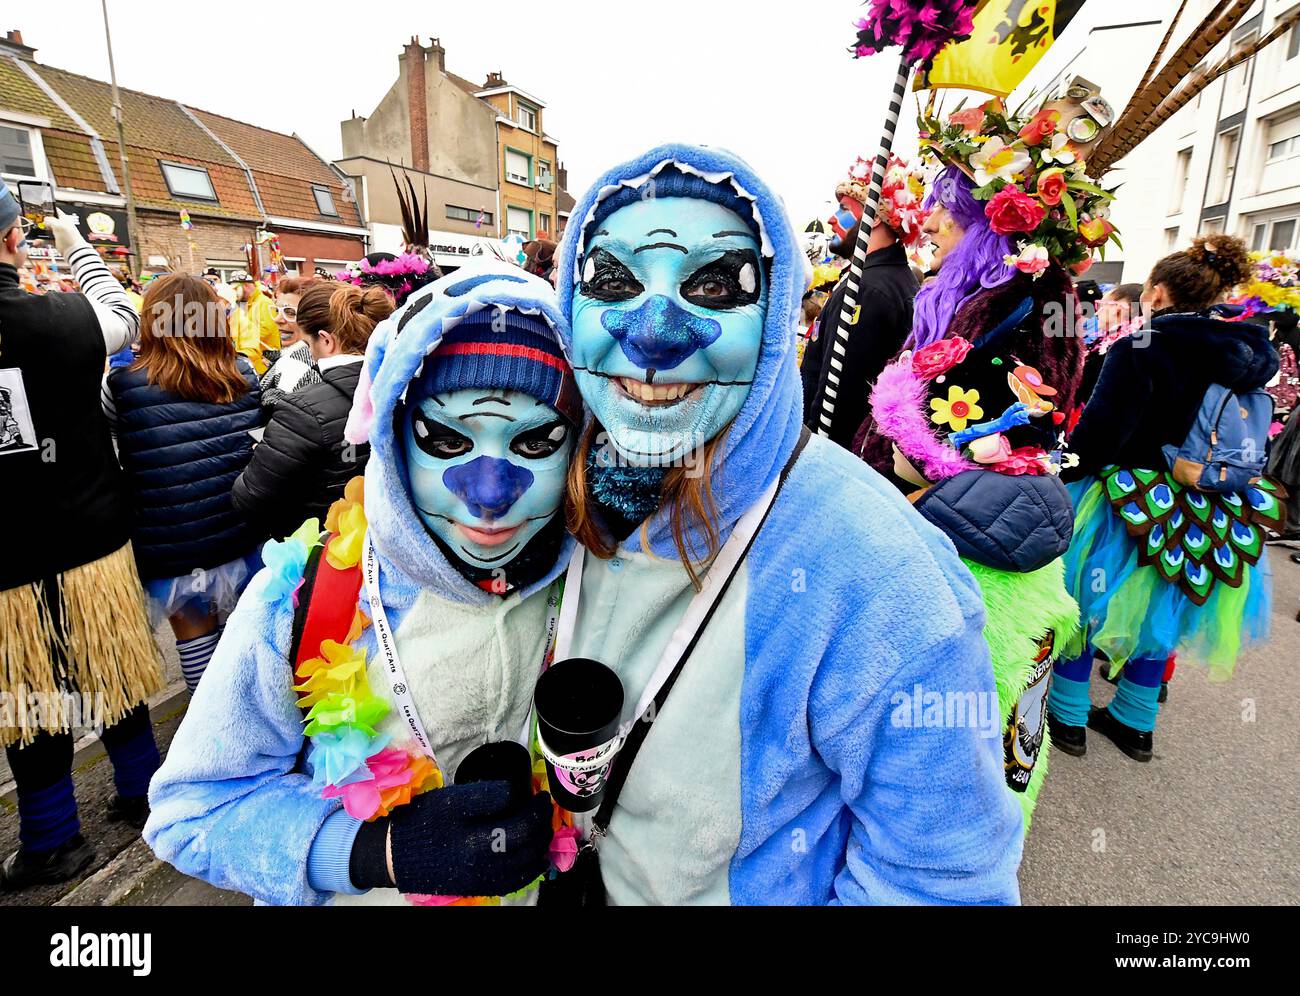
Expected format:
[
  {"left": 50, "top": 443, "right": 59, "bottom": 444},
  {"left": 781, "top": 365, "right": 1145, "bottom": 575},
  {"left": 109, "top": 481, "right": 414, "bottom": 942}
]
[{"left": 14, "top": 0, "right": 1146, "bottom": 230}]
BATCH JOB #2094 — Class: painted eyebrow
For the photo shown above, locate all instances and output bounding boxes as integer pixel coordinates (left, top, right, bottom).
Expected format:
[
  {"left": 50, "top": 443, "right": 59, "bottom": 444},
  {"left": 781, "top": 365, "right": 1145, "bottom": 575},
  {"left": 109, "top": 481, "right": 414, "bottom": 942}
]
[
  {"left": 473, "top": 395, "right": 512, "bottom": 406},
  {"left": 713, "top": 230, "right": 751, "bottom": 238},
  {"left": 425, "top": 395, "right": 446, "bottom": 407},
  {"left": 634, "top": 242, "right": 689, "bottom": 254},
  {"left": 591, "top": 229, "right": 609, "bottom": 237},
  {"left": 646, "top": 228, "right": 677, "bottom": 237}
]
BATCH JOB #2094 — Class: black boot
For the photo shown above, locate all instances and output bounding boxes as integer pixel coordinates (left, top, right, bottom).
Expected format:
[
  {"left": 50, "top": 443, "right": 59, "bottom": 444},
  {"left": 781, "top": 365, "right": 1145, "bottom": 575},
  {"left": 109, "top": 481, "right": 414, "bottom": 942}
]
[
  {"left": 0, "top": 835, "right": 96, "bottom": 892},
  {"left": 1087, "top": 706, "right": 1153, "bottom": 762},
  {"left": 106, "top": 793, "right": 150, "bottom": 829},
  {"left": 1048, "top": 712, "right": 1086, "bottom": 756},
  {"left": 1157, "top": 681, "right": 1169, "bottom": 705}
]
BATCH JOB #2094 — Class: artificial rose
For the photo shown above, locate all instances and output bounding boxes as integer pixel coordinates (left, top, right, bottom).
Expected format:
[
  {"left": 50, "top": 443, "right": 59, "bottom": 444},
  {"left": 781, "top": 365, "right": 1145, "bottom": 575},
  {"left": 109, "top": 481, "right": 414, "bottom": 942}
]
[
  {"left": 1003, "top": 244, "right": 1051, "bottom": 276},
  {"left": 1018, "top": 108, "right": 1060, "bottom": 146},
  {"left": 911, "top": 336, "right": 973, "bottom": 379},
  {"left": 949, "top": 106, "right": 987, "bottom": 133},
  {"left": 985, "top": 185, "right": 1047, "bottom": 235},
  {"left": 1037, "top": 167, "right": 1068, "bottom": 206},
  {"left": 1071, "top": 255, "right": 1095, "bottom": 276},
  {"left": 1078, "top": 216, "right": 1116, "bottom": 248}
]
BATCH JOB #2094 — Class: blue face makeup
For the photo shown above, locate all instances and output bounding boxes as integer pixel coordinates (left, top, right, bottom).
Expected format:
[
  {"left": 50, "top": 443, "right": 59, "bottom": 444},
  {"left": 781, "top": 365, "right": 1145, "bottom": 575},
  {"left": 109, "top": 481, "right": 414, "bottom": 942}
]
[
  {"left": 571, "top": 197, "right": 766, "bottom": 465},
  {"left": 403, "top": 386, "right": 573, "bottom": 571}
]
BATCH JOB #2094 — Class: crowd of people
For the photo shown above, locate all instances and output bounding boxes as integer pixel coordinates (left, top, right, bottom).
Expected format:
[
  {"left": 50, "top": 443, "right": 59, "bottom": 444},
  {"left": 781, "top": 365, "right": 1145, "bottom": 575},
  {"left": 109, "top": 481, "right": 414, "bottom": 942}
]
[{"left": 0, "top": 84, "right": 1293, "bottom": 903}]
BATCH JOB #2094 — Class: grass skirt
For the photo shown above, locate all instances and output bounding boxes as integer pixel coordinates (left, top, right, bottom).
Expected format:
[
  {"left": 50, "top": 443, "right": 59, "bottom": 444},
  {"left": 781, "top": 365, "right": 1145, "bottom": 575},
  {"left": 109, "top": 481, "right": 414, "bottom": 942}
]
[
  {"left": 0, "top": 542, "right": 164, "bottom": 747},
  {"left": 1062, "top": 477, "right": 1271, "bottom": 677}
]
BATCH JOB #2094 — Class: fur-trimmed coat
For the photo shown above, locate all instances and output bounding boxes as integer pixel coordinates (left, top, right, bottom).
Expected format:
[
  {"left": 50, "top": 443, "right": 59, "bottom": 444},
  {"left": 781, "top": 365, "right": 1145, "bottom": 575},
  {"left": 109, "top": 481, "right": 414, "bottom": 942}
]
[{"left": 852, "top": 266, "right": 1086, "bottom": 482}]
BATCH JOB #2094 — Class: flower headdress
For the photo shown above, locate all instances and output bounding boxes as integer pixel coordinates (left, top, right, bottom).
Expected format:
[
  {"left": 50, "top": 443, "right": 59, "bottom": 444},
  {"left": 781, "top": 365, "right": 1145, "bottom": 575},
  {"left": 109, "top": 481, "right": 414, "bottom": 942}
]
[
  {"left": 917, "top": 97, "right": 1118, "bottom": 276},
  {"left": 835, "top": 154, "right": 931, "bottom": 250}
]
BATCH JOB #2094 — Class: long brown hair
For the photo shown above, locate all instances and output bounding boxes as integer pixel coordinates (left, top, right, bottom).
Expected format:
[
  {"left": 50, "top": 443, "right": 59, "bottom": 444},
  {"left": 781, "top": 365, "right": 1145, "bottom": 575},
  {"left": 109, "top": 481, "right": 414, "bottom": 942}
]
[
  {"left": 135, "top": 274, "right": 248, "bottom": 404},
  {"left": 296, "top": 282, "right": 393, "bottom": 354},
  {"left": 566, "top": 420, "right": 730, "bottom": 590}
]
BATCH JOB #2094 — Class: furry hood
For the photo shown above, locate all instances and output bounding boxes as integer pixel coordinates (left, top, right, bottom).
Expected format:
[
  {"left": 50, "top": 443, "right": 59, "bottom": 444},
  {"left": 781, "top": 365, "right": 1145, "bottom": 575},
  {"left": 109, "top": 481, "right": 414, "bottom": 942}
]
[
  {"left": 345, "top": 261, "right": 577, "bottom": 605},
  {"left": 554, "top": 143, "right": 807, "bottom": 557}
]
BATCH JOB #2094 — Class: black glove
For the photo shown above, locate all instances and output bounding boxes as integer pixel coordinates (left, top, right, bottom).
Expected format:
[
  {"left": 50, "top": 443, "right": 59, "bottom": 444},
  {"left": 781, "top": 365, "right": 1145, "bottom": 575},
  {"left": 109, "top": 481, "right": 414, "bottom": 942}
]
[{"left": 348, "top": 781, "right": 552, "bottom": 897}]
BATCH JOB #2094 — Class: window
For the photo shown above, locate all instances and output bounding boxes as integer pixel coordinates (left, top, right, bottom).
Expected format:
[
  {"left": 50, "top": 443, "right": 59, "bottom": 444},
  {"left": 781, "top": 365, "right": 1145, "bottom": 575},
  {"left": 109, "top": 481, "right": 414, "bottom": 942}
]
[
  {"left": 0, "top": 124, "right": 36, "bottom": 178},
  {"left": 516, "top": 103, "right": 537, "bottom": 132},
  {"left": 1203, "top": 217, "right": 1226, "bottom": 235},
  {"left": 537, "top": 160, "right": 553, "bottom": 192},
  {"left": 1289, "top": 21, "right": 1300, "bottom": 60},
  {"left": 505, "top": 148, "right": 531, "bottom": 186},
  {"left": 312, "top": 185, "right": 339, "bottom": 217},
  {"left": 1251, "top": 223, "right": 1268, "bottom": 251},
  {"left": 1273, "top": 218, "right": 1297, "bottom": 249},
  {"left": 1229, "top": 34, "right": 1256, "bottom": 90},
  {"left": 539, "top": 213, "right": 551, "bottom": 237},
  {"left": 1210, "top": 128, "right": 1239, "bottom": 204},
  {"left": 1268, "top": 137, "right": 1293, "bottom": 161},
  {"left": 160, "top": 161, "right": 217, "bottom": 201},
  {"left": 1170, "top": 147, "right": 1192, "bottom": 215},
  {"left": 1165, "top": 226, "right": 1180, "bottom": 252},
  {"left": 506, "top": 206, "right": 532, "bottom": 239},
  {"left": 446, "top": 204, "right": 493, "bottom": 226}
]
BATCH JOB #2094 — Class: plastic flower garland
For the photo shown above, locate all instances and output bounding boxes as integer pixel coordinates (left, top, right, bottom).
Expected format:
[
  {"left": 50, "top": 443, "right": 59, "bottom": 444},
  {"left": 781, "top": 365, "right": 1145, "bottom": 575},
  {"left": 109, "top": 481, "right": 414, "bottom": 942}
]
[{"left": 919, "top": 98, "right": 1118, "bottom": 275}]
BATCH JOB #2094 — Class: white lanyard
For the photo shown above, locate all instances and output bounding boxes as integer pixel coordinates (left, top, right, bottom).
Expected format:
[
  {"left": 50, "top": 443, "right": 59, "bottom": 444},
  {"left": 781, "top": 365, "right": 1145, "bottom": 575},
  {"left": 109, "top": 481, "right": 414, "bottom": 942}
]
[
  {"left": 362, "top": 535, "right": 562, "bottom": 773},
  {"left": 552, "top": 476, "right": 780, "bottom": 741}
]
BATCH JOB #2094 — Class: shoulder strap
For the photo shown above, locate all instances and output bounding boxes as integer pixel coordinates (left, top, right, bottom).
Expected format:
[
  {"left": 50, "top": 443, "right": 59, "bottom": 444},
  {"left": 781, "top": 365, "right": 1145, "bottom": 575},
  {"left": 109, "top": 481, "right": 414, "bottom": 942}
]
[{"left": 591, "top": 426, "right": 810, "bottom": 835}]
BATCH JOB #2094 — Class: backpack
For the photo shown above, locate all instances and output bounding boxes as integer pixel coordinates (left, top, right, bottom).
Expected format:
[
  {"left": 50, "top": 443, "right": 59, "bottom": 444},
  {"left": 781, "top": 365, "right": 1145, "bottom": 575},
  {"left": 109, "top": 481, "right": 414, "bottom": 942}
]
[{"left": 1163, "top": 384, "right": 1274, "bottom": 493}]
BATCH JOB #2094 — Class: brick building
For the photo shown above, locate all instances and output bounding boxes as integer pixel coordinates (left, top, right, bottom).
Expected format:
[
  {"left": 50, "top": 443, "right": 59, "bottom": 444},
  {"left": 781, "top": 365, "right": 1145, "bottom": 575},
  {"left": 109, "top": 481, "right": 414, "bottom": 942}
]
[{"left": 0, "top": 29, "right": 366, "bottom": 278}]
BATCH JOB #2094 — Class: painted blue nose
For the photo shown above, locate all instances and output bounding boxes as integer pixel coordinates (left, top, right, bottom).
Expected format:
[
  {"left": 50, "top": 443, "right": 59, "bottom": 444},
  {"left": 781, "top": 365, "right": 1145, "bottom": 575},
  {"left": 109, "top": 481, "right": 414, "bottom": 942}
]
[
  {"left": 442, "top": 456, "right": 534, "bottom": 520},
  {"left": 601, "top": 295, "right": 721, "bottom": 372}
]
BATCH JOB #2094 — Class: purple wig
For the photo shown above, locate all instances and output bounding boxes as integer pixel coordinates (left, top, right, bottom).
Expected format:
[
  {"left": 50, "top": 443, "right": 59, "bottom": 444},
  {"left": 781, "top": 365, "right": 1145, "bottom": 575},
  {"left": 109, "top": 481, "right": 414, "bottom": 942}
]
[{"left": 909, "top": 166, "right": 1016, "bottom": 349}]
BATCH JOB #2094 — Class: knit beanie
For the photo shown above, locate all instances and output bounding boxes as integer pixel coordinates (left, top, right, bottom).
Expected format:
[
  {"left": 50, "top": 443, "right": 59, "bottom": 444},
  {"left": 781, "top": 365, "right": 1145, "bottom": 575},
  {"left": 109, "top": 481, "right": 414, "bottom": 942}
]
[
  {"left": 420, "top": 308, "right": 582, "bottom": 425},
  {"left": 589, "top": 164, "right": 760, "bottom": 239},
  {"left": 0, "top": 180, "right": 20, "bottom": 234}
]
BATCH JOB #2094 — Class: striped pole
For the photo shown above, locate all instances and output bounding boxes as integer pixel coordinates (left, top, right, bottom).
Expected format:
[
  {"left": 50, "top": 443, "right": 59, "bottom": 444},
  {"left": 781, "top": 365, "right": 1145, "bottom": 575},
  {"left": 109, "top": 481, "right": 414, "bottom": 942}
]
[{"left": 817, "top": 54, "right": 912, "bottom": 438}]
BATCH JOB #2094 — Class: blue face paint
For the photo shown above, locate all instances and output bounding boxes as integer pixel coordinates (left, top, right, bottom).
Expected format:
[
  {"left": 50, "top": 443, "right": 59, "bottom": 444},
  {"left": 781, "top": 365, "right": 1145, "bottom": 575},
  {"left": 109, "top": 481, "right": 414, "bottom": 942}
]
[
  {"left": 572, "top": 197, "right": 766, "bottom": 466},
  {"left": 403, "top": 386, "right": 573, "bottom": 571}
]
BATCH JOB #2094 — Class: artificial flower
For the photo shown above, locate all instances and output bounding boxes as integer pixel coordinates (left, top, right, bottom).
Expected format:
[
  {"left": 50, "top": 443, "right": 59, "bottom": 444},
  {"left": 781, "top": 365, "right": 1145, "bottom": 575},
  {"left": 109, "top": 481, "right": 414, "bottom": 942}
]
[
  {"left": 325, "top": 477, "right": 368, "bottom": 569},
  {"left": 985, "top": 185, "right": 1047, "bottom": 235},
  {"left": 930, "top": 385, "right": 983, "bottom": 431},
  {"left": 969, "top": 136, "right": 1031, "bottom": 186},
  {"left": 302, "top": 677, "right": 389, "bottom": 737},
  {"left": 549, "top": 825, "right": 582, "bottom": 873},
  {"left": 1078, "top": 216, "right": 1116, "bottom": 248},
  {"left": 1003, "top": 244, "right": 1051, "bottom": 276},
  {"left": 949, "top": 105, "right": 987, "bottom": 133},
  {"left": 989, "top": 446, "right": 1052, "bottom": 476},
  {"left": 912, "top": 336, "right": 973, "bottom": 379},
  {"left": 307, "top": 727, "right": 389, "bottom": 788},
  {"left": 1018, "top": 108, "right": 1060, "bottom": 146},
  {"left": 968, "top": 432, "right": 1013, "bottom": 465},
  {"left": 254, "top": 520, "right": 320, "bottom": 605},
  {"left": 1036, "top": 167, "right": 1068, "bottom": 206},
  {"left": 294, "top": 639, "right": 370, "bottom": 707},
  {"left": 1071, "top": 255, "right": 1095, "bottom": 277},
  {"left": 1040, "top": 133, "right": 1076, "bottom": 166}
]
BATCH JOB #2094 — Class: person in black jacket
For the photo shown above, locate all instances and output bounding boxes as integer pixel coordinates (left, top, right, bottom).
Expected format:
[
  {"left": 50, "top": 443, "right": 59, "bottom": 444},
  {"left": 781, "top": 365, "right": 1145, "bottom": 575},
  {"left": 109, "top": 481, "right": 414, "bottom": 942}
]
[
  {"left": 1049, "top": 235, "right": 1281, "bottom": 762},
  {"left": 104, "top": 273, "right": 265, "bottom": 696},
  {"left": 801, "top": 155, "right": 925, "bottom": 446},
  {"left": 0, "top": 190, "right": 164, "bottom": 891},
  {"left": 233, "top": 281, "right": 394, "bottom": 539}
]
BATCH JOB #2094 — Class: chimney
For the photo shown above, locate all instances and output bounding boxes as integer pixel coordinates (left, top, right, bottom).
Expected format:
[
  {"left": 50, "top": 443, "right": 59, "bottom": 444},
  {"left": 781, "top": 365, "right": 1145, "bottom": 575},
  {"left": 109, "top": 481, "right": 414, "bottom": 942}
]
[
  {"left": 429, "top": 36, "right": 446, "bottom": 73},
  {"left": 485, "top": 71, "right": 507, "bottom": 88},
  {"left": 2, "top": 29, "right": 36, "bottom": 59},
  {"left": 403, "top": 36, "right": 429, "bottom": 172}
]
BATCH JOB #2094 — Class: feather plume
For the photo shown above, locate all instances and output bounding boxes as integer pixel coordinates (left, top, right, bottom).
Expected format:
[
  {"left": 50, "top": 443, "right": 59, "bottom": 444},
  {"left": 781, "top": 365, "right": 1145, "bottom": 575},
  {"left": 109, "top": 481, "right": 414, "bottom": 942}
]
[{"left": 1090, "top": 0, "right": 1257, "bottom": 175}]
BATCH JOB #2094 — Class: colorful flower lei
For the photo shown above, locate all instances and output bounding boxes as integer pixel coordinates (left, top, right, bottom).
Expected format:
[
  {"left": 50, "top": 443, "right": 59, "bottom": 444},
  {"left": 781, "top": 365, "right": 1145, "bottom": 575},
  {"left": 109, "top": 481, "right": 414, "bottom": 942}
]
[
  {"left": 1227, "top": 249, "right": 1300, "bottom": 316},
  {"left": 918, "top": 98, "right": 1118, "bottom": 275}
]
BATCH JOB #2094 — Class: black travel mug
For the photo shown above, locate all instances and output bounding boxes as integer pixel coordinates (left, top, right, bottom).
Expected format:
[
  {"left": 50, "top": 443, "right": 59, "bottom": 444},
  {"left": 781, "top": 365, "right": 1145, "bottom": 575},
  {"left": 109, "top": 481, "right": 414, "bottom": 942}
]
[{"left": 533, "top": 657, "right": 624, "bottom": 813}]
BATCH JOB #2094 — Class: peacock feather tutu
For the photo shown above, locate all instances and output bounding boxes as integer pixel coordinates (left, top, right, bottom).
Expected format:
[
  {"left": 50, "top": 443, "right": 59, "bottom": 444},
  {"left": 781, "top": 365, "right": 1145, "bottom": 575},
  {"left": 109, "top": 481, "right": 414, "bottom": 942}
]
[{"left": 1061, "top": 470, "right": 1277, "bottom": 677}]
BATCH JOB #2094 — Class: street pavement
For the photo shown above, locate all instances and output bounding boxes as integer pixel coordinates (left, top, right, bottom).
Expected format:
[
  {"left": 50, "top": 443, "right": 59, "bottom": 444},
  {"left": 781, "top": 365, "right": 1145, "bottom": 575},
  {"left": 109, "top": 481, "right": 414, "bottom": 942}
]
[{"left": 4, "top": 548, "right": 1298, "bottom": 906}]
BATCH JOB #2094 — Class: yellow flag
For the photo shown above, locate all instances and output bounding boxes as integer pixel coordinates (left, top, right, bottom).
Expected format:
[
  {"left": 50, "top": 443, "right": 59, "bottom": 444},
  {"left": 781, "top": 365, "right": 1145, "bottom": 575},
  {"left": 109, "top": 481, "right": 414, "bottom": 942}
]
[{"left": 916, "top": 0, "right": 1086, "bottom": 97}]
